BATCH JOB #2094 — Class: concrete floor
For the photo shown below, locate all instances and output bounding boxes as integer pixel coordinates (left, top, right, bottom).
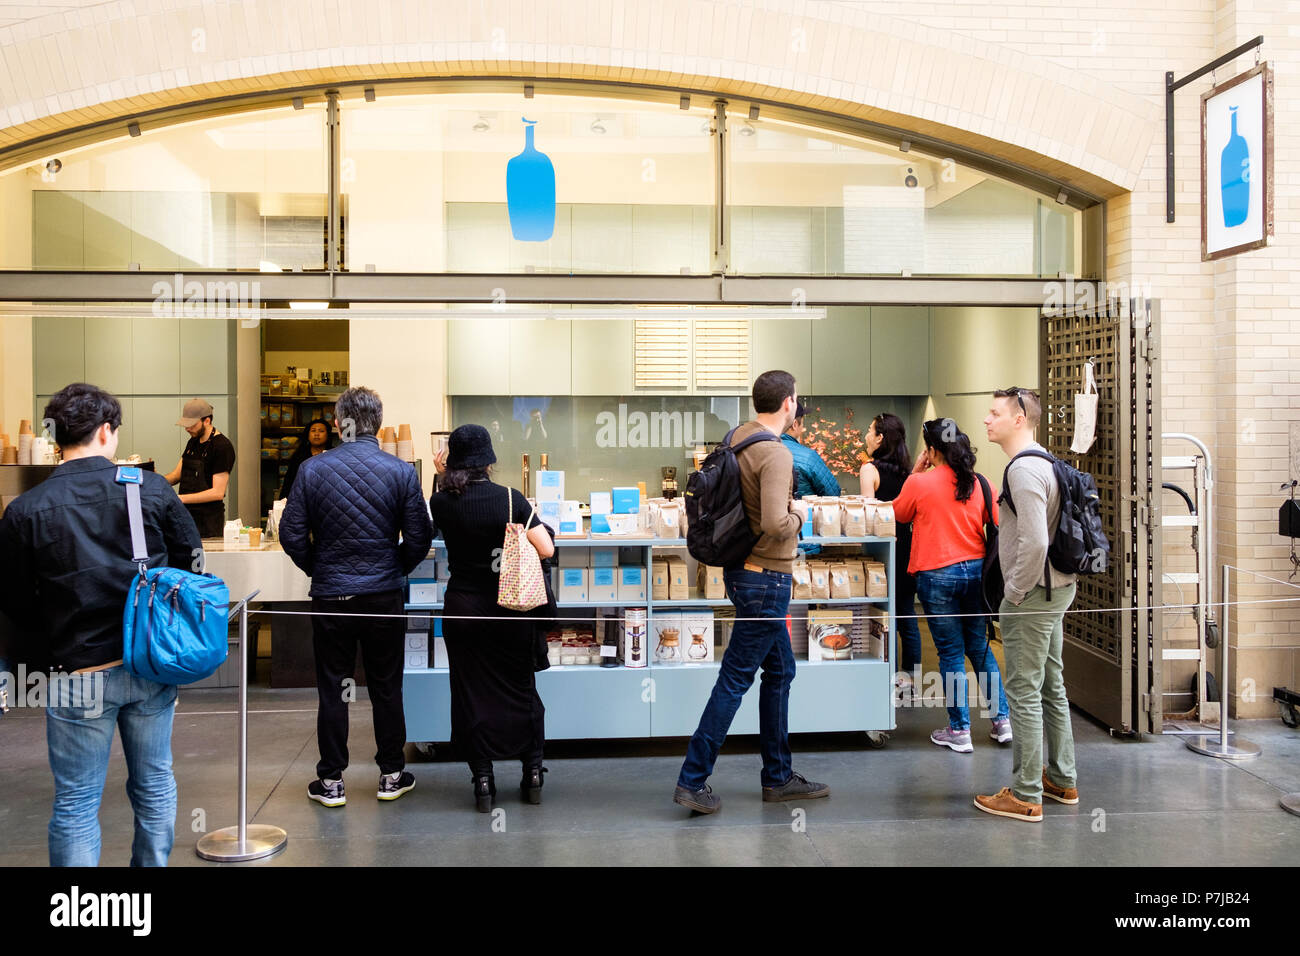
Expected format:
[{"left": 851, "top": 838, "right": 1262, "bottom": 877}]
[{"left": 1, "top": 684, "right": 1298, "bottom": 867}]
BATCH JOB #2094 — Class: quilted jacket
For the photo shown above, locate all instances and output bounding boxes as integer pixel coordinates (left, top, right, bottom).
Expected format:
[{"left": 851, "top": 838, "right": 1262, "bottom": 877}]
[{"left": 279, "top": 435, "right": 433, "bottom": 598}]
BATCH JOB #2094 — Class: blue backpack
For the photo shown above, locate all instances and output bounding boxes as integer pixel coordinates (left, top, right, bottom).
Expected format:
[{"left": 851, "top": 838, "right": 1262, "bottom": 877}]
[{"left": 117, "top": 467, "right": 230, "bottom": 685}]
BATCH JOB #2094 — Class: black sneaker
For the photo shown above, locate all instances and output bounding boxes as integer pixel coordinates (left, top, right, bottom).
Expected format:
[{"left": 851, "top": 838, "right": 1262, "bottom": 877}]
[
  {"left": 377, "top": 770, "right": 416, "bottom": 801},
  {"left": 308, "top": 777, "right": 346, "bottom": 807},
  {"left": 762, "top": 772, "right": 830, "bottom": 802},
  {"left": 673, "top": 783, "right": 721, "bottom": 814}
]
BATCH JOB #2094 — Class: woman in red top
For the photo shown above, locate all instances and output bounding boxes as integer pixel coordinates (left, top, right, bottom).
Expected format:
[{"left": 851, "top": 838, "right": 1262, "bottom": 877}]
[{"left": 892, "top": 418, "right": 1009, "bottom": 754}]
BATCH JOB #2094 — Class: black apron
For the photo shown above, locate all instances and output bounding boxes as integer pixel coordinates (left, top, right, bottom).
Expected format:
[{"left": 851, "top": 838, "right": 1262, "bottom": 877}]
[{"left": 181, "top": 434, "right": 226, "bottom": 538}]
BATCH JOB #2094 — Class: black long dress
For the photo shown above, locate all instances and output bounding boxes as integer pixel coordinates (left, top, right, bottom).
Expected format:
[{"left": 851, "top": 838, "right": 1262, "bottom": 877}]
[{"left": 429, "top": 480, "right": 555, "bottom": 771}]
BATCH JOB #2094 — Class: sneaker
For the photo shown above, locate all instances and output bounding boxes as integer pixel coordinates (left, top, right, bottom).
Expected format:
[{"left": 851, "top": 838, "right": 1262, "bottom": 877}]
[
  {"left": 930, "top": 726, "right": 974, "bottom": 753},
  {"left": 989, "top": 718, "right": 1013, "bottom": 743},
  {"left": 974, "top": 787, "right": 1042, "bottom": 822},
  {"left": 308, "top": 777, "right": 346, "bottom": 807},
  {"left": 673, "top": 783, "right": 721, "bottom": 814},
  {"left": 1042, "top": 769, "right": 1079, "bottom": 805},
  {"left": 377, "top": 770, "right": 416, "bottom": 801},
  {"left": 762, "top": 772, "right": 830, "bottom": 802}
]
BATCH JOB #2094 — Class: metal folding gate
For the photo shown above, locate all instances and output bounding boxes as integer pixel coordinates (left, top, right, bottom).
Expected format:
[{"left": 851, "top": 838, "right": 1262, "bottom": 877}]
[{"left": 1039, "top": 297, "right": 1161, "bottom": 735}]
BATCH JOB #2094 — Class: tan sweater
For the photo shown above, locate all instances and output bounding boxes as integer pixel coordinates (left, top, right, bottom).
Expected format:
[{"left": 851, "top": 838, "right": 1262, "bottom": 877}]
[{"left": 732, "top": 421, "right": 801, "bottom": 572}]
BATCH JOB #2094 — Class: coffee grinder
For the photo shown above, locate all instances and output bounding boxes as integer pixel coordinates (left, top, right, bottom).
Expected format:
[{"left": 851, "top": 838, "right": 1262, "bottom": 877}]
[{"left": 661, "top": 465, "right": 678, "bottom": 500}]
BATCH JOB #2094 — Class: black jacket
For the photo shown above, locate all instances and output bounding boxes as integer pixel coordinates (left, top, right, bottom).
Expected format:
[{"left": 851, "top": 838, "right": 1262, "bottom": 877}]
[
  {"left": 0, "top": 456, "right": 202, "bottom": 671},
  {"left": 279, "top": 435, "right": 433, "bottom": 597}
]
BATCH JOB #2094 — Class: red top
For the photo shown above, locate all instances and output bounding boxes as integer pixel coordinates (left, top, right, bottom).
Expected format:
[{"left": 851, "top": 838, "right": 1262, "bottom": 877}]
[{"left": 891, "top": 464, "right": 998, "bottom": 575}]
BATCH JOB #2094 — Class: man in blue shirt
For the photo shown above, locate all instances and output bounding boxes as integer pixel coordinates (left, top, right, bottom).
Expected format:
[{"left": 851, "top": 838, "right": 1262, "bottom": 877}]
[{"left": 782, "top": 401, "right": 841, "bottom": 499}]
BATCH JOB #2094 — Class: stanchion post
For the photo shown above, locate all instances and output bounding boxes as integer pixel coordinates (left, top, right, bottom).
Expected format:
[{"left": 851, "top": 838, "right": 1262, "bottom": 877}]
[
  {"left": 197, "top": 590, "right": 289, "bottom": 862},
  {"left": 1186, "top": 566, "right": 1261, "bottom": 760}
]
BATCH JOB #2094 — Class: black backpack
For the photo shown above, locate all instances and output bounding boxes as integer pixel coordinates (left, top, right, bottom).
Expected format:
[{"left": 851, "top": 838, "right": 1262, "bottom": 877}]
[
  {"left": 975, "top": 475, "right": 1002, "bottom": 618},
  {"left": 1000, "top": 449, "right": 1110, "bottom": 598},
  {"left": 685, "top": 426, "right": 782, "bottom": 568}
]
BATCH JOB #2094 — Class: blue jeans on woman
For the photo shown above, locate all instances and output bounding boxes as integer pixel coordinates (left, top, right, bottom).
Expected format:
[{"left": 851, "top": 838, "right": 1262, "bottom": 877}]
[
  {"left": 915, "top": 558, "right": 1008, "bottom": 731},
  {"left": 45, "top": 665, "right": 177, "bottom": 867},
  {"left": 678, "top": 567, "right": 796, "bottom": 790}
]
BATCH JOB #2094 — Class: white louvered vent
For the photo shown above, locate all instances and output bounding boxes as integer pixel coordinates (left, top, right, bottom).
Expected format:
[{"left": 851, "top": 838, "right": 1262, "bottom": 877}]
[
  {"left": 693, "top": 318, "right": 750, "bottom": 389},
  {"left": 634, "top": 318, "right": 690, "bottom": 388}
]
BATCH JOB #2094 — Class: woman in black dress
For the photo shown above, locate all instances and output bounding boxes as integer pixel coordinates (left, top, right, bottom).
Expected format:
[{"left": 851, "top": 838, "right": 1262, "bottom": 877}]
[
  {"left": 859, "top": 413, "right": 920, "bottom": 692},
  {"left": 430, "top": 424, "right": 557, "bottom": 812}
]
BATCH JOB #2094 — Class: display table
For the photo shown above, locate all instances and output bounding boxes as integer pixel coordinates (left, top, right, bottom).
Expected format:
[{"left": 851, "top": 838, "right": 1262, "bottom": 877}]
[{"left": 403, "top": 535, "right": 897, "bottom": 744}]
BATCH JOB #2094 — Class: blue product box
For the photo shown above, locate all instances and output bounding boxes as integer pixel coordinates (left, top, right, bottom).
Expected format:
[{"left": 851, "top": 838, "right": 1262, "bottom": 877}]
[
  {"left": 611, "top": 486, "right": 641, "bottom": 515},
  {"left": 536, "top": 469, "right": 565, "bottom": 502},
  {"left": 618, "top": 565, "right": 646, "bottom": 602},
  {"left": 591, "top": 547, "right": 617, "bottom": 568},
  {"left": 537, "top": 499, "right": 562, "bottom": 532},
  {"left": 590, "top": 566, "right": 618, "bottom": 602},
  {"left": 590, "top": 492, "right": 611, "bottom": 533}
]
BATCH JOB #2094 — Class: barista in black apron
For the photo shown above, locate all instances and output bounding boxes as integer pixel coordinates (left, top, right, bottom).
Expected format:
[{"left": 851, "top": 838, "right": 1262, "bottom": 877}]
[{"left": 167, "top": 398, "right": 236, "bottom": 539}]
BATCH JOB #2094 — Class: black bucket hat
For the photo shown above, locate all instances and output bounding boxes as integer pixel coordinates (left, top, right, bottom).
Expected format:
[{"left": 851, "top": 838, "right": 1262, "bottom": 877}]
[{"left": 446, "top": 424, "right": 497, "bottom": 470}]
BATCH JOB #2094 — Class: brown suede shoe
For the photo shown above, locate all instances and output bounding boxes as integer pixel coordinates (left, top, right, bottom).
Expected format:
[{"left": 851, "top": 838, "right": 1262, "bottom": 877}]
[
  {"left": 973, "top": 787, "right": 1042, "bottom": 822},
  {"left": 1042, "top": 770, "right": 1079, "bottom": 805}
]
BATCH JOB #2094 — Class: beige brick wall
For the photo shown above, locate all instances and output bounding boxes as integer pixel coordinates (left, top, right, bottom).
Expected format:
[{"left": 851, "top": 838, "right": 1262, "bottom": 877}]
[{"left": 0, "top": 0, "right": 1296, "bottom": 716}]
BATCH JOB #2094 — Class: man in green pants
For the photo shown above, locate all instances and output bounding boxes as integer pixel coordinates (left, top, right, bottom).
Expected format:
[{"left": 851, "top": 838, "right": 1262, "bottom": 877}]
[{"left": 975, "top": 387, "right": 1079, "bottom": 822}]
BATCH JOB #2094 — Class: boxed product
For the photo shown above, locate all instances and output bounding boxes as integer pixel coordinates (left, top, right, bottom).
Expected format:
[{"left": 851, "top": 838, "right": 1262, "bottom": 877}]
[
  {"left": 861, "top": 606, "right": 889, "bottom": 659},
  {"left": 681, "top": 611, "right": 715, "bottom": 663},
  {"left": 435, "top": 556, "right": 451, "bottom": 581},
  {"left": 666, "top": 557, "right": 690, "bottom": 600},
  {"left": 410, "top": 556, "right": 438, "bottom": 579},
  {"left": 591, "top": 547, "right": 617, "bottom": 568},
  {"left": 654, "top": 500, "right": 683, "bottom": 539},
  {"left": 404, "top": 632, "right": 428, "bottom": 653},
  {"left": 535, "top": 469, "right": 565, "bottom": 502},
  {"left": 846, "top": 561, "right": 867, "bottom": 598},
  {"left": 651, "top": 560, "right": 670, "bottom": 600},
  {"left": 611, "top": 486, "right": 641, "bottom": 515},
  {"left": 865, "top": 561, "right": 889, "bottom": 598},
  {"left": 558, "top": 500, "right": 583, "bottom": 536},
  {"left": 807, "top": 562, "right": 831, "bottom": 599},
  {"left": 841, "top": 500, "right": 870, "bottom": 537},
  {"left": 791, "top": 562, "right": 813, "bottom": 600},
  {"left": 807, "top": 608, "right": 854, "bottom": 662},
  {"left": 590, "top": 566, "right": 618, "bottom": 603},
  {"left": 618, "top": 566, "right": 647, "bottom": 601},
  {"left": 404, "top": 632, "right": 428, "bottom": 669},
  {"left": 829, "top": 563, "right": 853, "bottom": 599},
  {"left": 787, "top": 613, "right": 809, "bottom": 655},
  {"left": 407, "top": 612, "right": 432, "bottom": 632},
  {"left": 623, "top": 608, "right": 648, "bottom": 668},
  {"left": 432, "top": 636, "right": 449, "bottom": 669},
  {"left": 814, "top": 500, "right": 843, "bottom": 537},
  {"left": 409, "top": 580, "right": 440, "bottom": 605},
  {"left": 697, "top": 564, "right": 726, "bottom": 600},
  {"left": 559, "top": 567, "right": 589, "bottom": 603},
  {"left": 652, "top": 612, "right": 684, "bottom": 664},
  {"left": 589, "top": 492, "right": 612, "bottom": 534},
  {"left": 873, "top": 503, "right": 897, "bottom": 537},
  {"left": 537, "top": 499, "right": 562, "bottom": 532},
  {"left": 559, "top": 547, "right": 588, "bottom": 568}
]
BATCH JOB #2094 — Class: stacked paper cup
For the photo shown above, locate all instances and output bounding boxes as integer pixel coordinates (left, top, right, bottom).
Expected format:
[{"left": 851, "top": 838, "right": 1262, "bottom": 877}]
[
  {"left": 379, "top": 426, "right": 398, "bottom": 457},
  {"left": 1, "top": 433, "right": 14, "bottom": 464},
  {"left": 396, "top": 423, "right": 415, "bottom": 462},
  {"left": 17, "top": 420, "right": 34, "bottom": 465}
]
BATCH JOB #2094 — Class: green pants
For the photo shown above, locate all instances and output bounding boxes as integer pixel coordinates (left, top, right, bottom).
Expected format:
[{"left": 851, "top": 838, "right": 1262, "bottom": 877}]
[{"left": 999, "top": 583, "right": 1077, "bottom": 803}]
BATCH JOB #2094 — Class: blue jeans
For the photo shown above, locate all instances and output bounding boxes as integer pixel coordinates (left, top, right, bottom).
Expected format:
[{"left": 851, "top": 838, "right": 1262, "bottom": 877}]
[
  {"left": 678, "top": 567, "right": 796, "bottom": 790},
  {"left": 46, "top": 666, "right": 177, "bottom": 867},
  {"left": 915, "top": 558, "right": 1008, "bottom": 730}
]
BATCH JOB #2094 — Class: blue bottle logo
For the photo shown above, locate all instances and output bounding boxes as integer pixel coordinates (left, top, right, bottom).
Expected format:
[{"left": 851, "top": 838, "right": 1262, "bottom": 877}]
[
  {"left": 1220, "top": 105, "right": 1250, "bottom": 228},
  {"left": 506, "top": 117, "right": 556, "bottom": 241}
]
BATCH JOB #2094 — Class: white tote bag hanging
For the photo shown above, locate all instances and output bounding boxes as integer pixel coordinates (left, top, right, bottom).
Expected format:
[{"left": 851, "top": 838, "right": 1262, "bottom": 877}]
[{"left": 1070, "top": 361, "right": 1099, "bottom": 454}]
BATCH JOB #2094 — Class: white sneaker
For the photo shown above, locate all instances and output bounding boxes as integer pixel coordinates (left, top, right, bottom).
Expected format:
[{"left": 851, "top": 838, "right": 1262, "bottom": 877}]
[{"left": 930, "top": 726, "right": 974, "bottom": 753}]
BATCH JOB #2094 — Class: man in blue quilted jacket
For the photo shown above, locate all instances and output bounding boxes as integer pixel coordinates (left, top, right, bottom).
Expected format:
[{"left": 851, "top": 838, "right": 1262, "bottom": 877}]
[{"left": 280, "top": 386, "right": 432, "bottom": 807}]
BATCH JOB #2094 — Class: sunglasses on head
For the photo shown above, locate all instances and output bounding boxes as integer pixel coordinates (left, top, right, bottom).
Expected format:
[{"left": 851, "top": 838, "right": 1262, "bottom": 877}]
[{"left": 1004, "top": 387, "right": 1027, "bottom": 415}]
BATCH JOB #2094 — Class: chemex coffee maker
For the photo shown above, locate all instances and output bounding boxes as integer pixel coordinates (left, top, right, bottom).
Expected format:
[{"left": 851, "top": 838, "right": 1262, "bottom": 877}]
[{"left": 661, "top": 466, "right": 678, "bottom": 499}]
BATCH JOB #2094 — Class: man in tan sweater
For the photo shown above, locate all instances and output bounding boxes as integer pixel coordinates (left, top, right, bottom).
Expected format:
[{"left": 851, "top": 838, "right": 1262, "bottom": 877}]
[{"left": 674, "top": 370, "right": 831, "bottom": 814}]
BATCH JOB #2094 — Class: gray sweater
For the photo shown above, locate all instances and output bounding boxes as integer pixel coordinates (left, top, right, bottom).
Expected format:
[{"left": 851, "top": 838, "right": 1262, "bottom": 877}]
[{"left": 997, "top": 442, "right": 1078, "bottom": 605}]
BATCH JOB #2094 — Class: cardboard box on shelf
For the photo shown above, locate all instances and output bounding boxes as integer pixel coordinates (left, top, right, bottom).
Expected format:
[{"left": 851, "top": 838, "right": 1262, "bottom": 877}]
[
  {"left": 404, "top": 632, "right": 428, "bottom": 652},
  {"left": 410, "top": 556, "right": 437, "bottom": 579},
  {"left": 681, "top": 611, "right": 715, "bottom": 663},
  {"left": 559, "top": 567, "right": 589, "bottom": 603},
  {"left": 435, "top": 557, "right": 451, "bottom": 581},
  {"left": 591, "top": 547, "right": 617, "bottom": 568},
  {"left": 432, "top": 637, "right": 449, "bottom": 669},
  {"left": 611, "top": 486, "right": 641, "bottom": 515},
  {"left": 623, "top": 608, "right": 648, "bottom": 668},
  {"left": 618, "top": 566, "right": 647, "bottom": 602},
  {"left": 404, "top": 650, "right": 429, "bottom": 670},
  {"left": 807, "top": 608, "right": 854, "bottom": 662},
  {"left": 559, "top": 547, "right": 588, "bottom": 568},
  {"left": 409, "top": 580, "right": 440, "bottom": 605},
  {"left": 651, "top": 560, "right": 670, "bottom": 600},
  {"left": 589, "top": 492, "right": 612, "bottom": 534},
  {"left": 652, "top": 611, "right": 684, "bottom": 664},
  {"left": 865, "top": 561, "right": 889, "bottom": 598},
  {"left": 666, "top": 557, "right": 690, "bottom": 600},
  {"left": 407, "top": 612, "right": 432, "bottom": 633},
  {"left": 536, "top": 469, "right": 565, "bottom": 502},
  {"left": 590, "top": 566, "right": 618, "bottom": 603},
  {"left": 697, "top": 564, "right": 726, "bottom": 600},
  {"left": 558, "top": 500, "right": 583, "bottom": 535}
]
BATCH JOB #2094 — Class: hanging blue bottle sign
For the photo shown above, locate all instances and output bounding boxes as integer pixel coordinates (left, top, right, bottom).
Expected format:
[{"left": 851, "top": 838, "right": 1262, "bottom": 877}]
[
  {"left": 507, "top": 117, "right": 556, "bottom": 241},
  {"left": 1220, "top": 105, "right": 1250, "bottom": 228}
]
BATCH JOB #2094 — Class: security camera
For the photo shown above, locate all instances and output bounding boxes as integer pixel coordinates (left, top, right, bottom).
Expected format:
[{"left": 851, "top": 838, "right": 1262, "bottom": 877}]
[
  {"left": 45, "top": 158, "right": 62, "bottom": 175},
  {"left": 904, "top": 166, "right": 918, "bottom": 188}
]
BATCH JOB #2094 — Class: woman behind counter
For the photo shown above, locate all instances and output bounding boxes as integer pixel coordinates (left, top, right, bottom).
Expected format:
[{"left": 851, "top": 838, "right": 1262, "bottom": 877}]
[
  {"left": 280, "top": 418, "right": 338, "bottom": 499},
  {"left": 430, "top": 424, "right": 557, "bottom": 812}
]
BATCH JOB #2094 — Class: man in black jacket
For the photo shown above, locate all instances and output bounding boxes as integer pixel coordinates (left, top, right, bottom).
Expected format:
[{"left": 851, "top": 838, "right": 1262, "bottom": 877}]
[
  {"left": 0, "top": 383, "right": 201, "bottom": 866},
  {"left": 280, "top": 385, "right": 433, "bottom": 807}
]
